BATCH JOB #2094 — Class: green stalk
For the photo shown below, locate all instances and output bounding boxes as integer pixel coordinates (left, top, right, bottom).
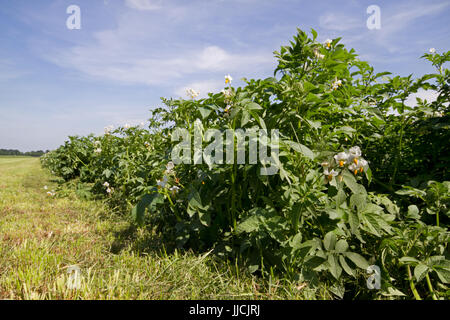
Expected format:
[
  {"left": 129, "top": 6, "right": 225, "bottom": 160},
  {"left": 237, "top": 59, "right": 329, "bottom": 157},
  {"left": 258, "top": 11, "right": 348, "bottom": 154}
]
[
  {"left": 407, "top": 265, "right": 422, "bottom": 300},
  {"left": 425, "top": 274, "right": 438, "bottom": 300}
]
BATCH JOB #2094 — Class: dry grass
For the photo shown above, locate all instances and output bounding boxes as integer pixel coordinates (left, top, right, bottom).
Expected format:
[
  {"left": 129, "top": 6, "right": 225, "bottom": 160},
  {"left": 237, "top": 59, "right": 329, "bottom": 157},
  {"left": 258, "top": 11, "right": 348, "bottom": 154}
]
[{"left": 0, "top": 157, "right": 319, "bottom": 300}]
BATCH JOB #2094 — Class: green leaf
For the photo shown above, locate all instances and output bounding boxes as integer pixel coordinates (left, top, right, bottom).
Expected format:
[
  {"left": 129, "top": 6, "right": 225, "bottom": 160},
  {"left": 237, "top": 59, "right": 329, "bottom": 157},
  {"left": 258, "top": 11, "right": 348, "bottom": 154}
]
[
  {"left": 344, "top": 252, "right": 369, "bottom": 269},
  {"left": 324, "top": 232, "right": 337, "bottom": 251},
  {"left": 343, "top": 170, "right": 361, "bottom": 194},
  {"left": 241, "top": 110, "right": 251, "bottom": 127},
  {"left": 236, "top": 215, "right": 260, "bottom": 234},
  {"left": 247, "top": 102, "right": 263, "bottom": 110},
  {"left": 286, "top": 141, "right": 315, "bottom": 160},
  {"left": 336, "top": 188, "right": 346, "bottom": 207},
  {"left": 131, "top": 193, "right": 164, "bottom": 225},
  {"left": 399, "top": 257, "right": 420, "bottom": 265},
  {"left": 339, "top": 255, "right": 356, "bottom": 277},
  {"left": 327, "top": 254, "right": 342, "bottom": 280},
  {"left": 414, "top": 263, "right": 429, "bottom": 282},
  {"left": 198, "top": 106, "right": 212, "bottom": 119},
  {"left": 335, "top": 239, "right": 348, "bottom": 253},
  {"left": 291, "top": 202, "right": 302, "bottom": 231},
  {"left": 350, "top": 192, "right": 367, "bottom": 212},
  {"left": 407, "top": 205, "right": 421, "bottom": 220}
]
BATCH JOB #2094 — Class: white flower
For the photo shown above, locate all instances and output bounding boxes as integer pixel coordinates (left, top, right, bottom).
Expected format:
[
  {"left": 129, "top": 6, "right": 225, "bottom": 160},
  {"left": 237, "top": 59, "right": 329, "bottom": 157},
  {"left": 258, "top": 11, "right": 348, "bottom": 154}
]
[
  {"left": 324, "top": 39, "right": 332, "bottom": 49},
  {"left": 321, "top": 161, "right": 330, "bottom": 167},
  {"left": 166, "top": 161, "right": 175, "bottom": 173},
  {"left": 221, "top": 88, "right": 232, "bottom": 98},
  {"left": 103, "top": 182, "right": 110, "bottom": 188},
  {"left": 44, "top": 186, "right": 48, "bottom": 190},
  {"left": 429, "top": 48, "right": 436, "bottom": 54},
  {"left": 140, "top": 122, "right": 145, "bottom": 127},
  {"left": 124, "top": 123, "right": 131, "bottom": 129},
  {"left": 324, "top": 168, "right": 339, "bottom": 181},
  {"left": 225, "top": 74, "right": 233, "bottom": 84},
  {"left": 313, "top": 48, "right": 325, "bottom": 59},
  {"left": 94, "top": 148, "right": 102, "bottom": 154},
  {"left": 47, "top": 191, "right": 56, "bottom": 197},
  {"left": 349, "top": 157, "right": 368, "bottom": 175},
  {"left": 106, "top": 187, "right": 113, "bottom": 194},
  {"left": 224, "top": 105, "right": 231, "bottom": 113},
  {"left": 186, "top": 88, "right": 200, "bottom": 99},
  {"left": 144, "top": 142, "right": 150, "bottom": 148},
  {"left": 169, "top": 186, "right": 180, "bottom": 194},
  {"left": 157, "top": 176, "right": 168, "bottom": 189},
  {"left": 334, "top": 152, "right": 350, "bottom": 167},
  {"left": 94, "top": 140, "right": 101, "bottom": 147},
  {"left": 331, "top": 79, "right": 342, "bottom": 90},
  {"left": 348, "top": 146, "right": 362, "bottom": 164},
  {"left": 104, "top": 125, "right": 114, "bottom": 135}
]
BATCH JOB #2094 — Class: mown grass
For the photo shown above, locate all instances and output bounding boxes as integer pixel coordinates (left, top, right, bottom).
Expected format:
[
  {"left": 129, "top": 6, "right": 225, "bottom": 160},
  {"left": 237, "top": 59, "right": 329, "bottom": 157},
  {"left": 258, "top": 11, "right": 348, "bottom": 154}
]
[{"left": 0, "top": 158, "right": 324, "bottom": 300}]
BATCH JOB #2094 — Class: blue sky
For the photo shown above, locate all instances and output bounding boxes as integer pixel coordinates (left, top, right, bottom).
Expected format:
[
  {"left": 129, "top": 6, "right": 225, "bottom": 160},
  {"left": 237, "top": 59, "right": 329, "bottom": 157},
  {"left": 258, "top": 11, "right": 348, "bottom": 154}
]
[{"left": 1, "top": 0, "right": 449, "bottom": 151}]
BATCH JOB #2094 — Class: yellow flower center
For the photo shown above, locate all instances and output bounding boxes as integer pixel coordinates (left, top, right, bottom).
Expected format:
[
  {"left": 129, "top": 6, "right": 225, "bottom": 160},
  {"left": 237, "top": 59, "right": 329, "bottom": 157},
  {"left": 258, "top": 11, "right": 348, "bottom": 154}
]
[
  {"left": 354, "top": 169, "right": 358, "bottom": 175},
  {"left": 339, "top": 160, "right": 345, "bottom": 167},
  {"left": 353, "top": 158, "right": 358, "bottom": 165},
  {"left": 360, "top": 167, "right": 364, "bottom": 173}
]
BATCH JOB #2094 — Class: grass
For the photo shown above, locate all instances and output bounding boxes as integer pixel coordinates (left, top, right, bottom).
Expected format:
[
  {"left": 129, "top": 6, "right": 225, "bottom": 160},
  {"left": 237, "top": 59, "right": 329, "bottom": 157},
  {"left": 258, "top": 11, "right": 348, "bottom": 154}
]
[{"left": 0, "top": 157, "right": 322, "bottom": 300}]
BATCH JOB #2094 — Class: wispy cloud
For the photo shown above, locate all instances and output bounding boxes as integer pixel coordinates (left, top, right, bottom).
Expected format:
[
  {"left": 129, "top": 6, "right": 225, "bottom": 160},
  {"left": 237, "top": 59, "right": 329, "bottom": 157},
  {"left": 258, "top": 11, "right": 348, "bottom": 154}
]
[
  {"left": 319, "top": 12, "right": 363, "bottom": 31},
  {"left": 125, "top": 0, "right": 162, "bottom": 11}
]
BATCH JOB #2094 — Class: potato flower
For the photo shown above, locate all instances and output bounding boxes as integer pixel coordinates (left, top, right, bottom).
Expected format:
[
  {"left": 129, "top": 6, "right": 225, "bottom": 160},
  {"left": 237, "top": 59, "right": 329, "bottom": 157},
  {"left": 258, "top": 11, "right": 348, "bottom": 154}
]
[
  {"left": 157, "top": 176, "right": 168, "bottom": 189},
  {"left": 186, "top": 88, "right": 199, "bottom": 99},
  {"left": 332, "top": 79, "right": 342, "bottom": 90},
  {"left": 334, "top": 152, "right": 349, "bottom": 167},
  {"left": 225, "top": 74, "right": 233, "bottom": 84},
  {"left": 324, "top": 39, "right": 332, "bottom": 49},
  {"left": 324, "top": 168, "right": 339, "bottom": 182},
  {"left": 313, "top": 48, "right": 325, "bottom": 59}
]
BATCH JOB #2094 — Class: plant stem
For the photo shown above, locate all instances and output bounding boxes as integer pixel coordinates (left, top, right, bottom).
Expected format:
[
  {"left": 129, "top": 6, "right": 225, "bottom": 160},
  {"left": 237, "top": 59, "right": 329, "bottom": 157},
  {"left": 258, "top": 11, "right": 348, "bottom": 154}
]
[
  {"left": 407, "top": 265, "right": 422, "bottom": 300},
  {"left": 425, "top": 273, "right": 438, "bottom": 300}
]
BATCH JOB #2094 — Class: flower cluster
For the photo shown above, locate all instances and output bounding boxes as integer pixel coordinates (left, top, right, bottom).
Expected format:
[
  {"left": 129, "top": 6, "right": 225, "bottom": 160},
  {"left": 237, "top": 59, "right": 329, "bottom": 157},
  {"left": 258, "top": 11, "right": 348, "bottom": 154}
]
[
  {"left": 186, "top": 88, "right": 200, "bottom": 99},
  {"left": 104, "top": 125, "right": 114, "bottom": 135},
  {"left": 44, "top": 186, "right": 56, "bottom": 197},
  {"left": 103, "top": 181, "right": 113, "bottom": 194},
  {"left": 331, "top": 79, "right": 343, "bottom": 90},
  {"left": 322, "top": 146, "right": 369, "bottom": 182},
  {"left": 313, "top": 47, "right": 325, "bottom": 59},
  {"left": 221, "top": 88, "right": 233, "bottom": 99},
  {"left": 157, "top": 162, "right": 181, "bottom": 195}
]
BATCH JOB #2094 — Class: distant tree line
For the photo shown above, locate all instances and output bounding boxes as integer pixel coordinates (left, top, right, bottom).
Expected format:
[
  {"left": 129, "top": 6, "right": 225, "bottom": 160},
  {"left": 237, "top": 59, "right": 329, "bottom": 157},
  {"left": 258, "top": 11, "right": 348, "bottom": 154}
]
[{"left": 0, "top": 149, "right": 49, "bottom": 157}]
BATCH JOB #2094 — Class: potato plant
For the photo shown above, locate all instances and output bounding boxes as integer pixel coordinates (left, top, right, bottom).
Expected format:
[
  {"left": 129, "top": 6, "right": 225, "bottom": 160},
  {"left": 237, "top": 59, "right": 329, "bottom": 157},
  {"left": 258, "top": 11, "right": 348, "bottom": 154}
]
[{"left": 41, "top": 29, "right": 449, "bottom": 300}]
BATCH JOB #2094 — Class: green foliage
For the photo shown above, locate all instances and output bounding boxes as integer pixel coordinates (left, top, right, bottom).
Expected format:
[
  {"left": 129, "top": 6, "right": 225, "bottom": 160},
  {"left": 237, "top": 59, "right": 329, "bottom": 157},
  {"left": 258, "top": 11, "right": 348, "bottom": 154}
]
[{"left": 41, "top": 28, "right": 449, "bottom": 299}]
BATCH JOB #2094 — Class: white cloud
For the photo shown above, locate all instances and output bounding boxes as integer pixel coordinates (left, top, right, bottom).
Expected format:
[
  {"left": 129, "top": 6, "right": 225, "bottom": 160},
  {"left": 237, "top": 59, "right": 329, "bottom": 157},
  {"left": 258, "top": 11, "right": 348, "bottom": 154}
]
[
  {"left": 45, "top": 34, "right": 272, "bottom": 87},
  {"left": 125, "top": 0, "right": 162, "bottom": 11},
  {"left": 319, "top": 13, "right": 362, "bottom": 31},
  {"left": 405, "top": 89, "right": 439, "bottom": 107}
]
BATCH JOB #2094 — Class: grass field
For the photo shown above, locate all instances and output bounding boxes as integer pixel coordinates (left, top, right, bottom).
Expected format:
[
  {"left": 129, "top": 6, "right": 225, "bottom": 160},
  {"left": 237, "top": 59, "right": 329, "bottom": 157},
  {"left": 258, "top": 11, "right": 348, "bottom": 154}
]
[{"left": 0, "top": 157, "right": 318, "bottom": 300}]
